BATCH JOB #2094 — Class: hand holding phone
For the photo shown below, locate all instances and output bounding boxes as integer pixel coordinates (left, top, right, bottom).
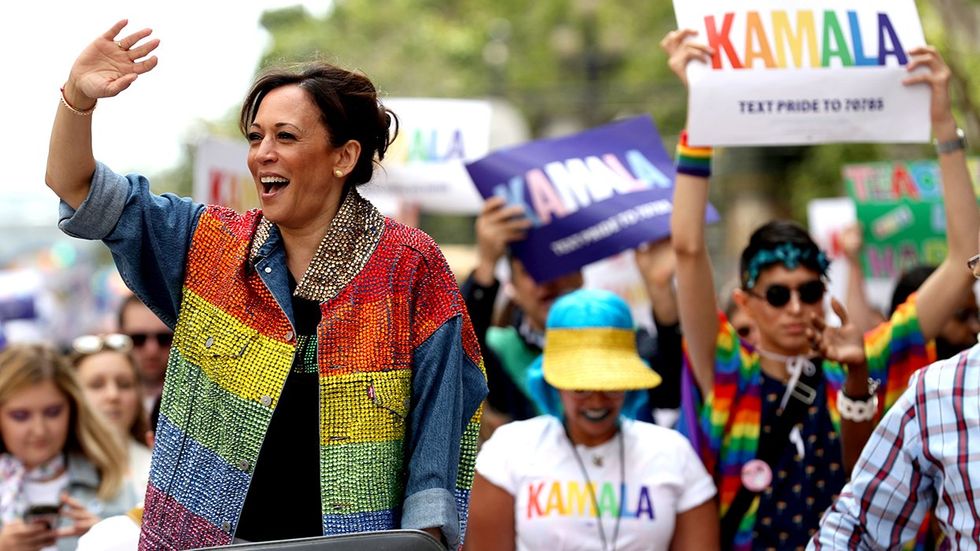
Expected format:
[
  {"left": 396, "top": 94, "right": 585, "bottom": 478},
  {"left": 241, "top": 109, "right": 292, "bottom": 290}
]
[
  {"left": 23, "top": 504, "right": 61, "bottom": 531},
  {"left": 0, "top": 516, "right": 57, "bottom": 550}
]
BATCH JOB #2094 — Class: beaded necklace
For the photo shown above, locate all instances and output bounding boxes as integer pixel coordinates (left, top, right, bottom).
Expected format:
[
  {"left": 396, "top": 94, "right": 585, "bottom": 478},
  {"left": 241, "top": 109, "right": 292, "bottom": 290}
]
[{"left": 563, "top": 425, "right": 624, "bottom": 551}]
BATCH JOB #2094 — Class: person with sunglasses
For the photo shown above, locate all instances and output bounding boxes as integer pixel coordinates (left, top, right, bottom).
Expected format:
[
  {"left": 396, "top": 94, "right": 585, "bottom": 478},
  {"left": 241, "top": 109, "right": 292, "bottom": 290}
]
[
  {"left": 69, "top": 334, "right": 152, "bottom": 496},
  {"left": 116, "top": 295, "right": 172, "bottom": 413},
  {"left": 663, "top": 29, "right": 979, "bottom": 551}
]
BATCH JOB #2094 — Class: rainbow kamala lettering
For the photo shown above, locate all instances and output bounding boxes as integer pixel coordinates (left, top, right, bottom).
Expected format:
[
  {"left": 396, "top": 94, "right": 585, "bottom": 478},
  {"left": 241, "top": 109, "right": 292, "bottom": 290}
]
[
  {"left": 491, "top": 150, "right": 669, "bottom": 227},
  {"left": 706, "top": 10, "right": 907, "bottom": 69},
  {"left": 525, "top": 481, "right": 656, "bottom": 520}
]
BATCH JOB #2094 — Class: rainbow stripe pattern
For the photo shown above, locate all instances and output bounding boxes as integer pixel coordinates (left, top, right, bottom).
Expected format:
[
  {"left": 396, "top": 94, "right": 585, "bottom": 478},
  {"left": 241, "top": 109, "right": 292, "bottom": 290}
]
[
  {"left": 691, "top": 294, "right": 930, "bottom": 550},
  {"left": 139, "top": 204, "right": 484, "bottom": 549},
  {"left": 675, "top": 129, "right": 713, "bottom": 178}
]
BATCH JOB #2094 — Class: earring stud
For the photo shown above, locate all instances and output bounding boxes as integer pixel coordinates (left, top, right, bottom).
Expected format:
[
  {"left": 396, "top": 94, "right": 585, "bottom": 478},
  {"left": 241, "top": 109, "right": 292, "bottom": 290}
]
[{"left": 334, "top": 169, "right": 344, "bottom": 178}]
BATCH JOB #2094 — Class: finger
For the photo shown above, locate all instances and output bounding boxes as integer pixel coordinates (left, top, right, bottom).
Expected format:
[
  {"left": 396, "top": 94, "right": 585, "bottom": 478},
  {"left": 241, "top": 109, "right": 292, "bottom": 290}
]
[
  {"left": 830, "top": 297, "right": 849, "bottom": 326},
  {"left": 132, "top": 55, "right": 159, "bottom": 75},
  {"left": 660, "top": 28, "right": 700, "bottom": 52},
  {"left": 906, "top": 45, "right": 937, "bottom": 58},
  {"left": 808, "top": 310, "right": 828, "bottom": 332},
  {"left": 117, "top": 27, "right": 154, "bottom": 50},
  {"left": 60, "top": 494, "right": 86, "bottom": 511},
  {"left": 904, "top": 53, "right": 937, "bottom": 74},
  {"left": 685, "top": 42, "right": 715, "bottom": 58},
  {"left": 480, "top": 196, "right": 506, "bottom": 215},
  {"left": 492, "top": 203, "right": 528, "bottom": 221},
  {"left": 901, "top": 73, "right": 930, "bottom": 87},
  {"left": 127, "top": 38, "right": 161, "bottom": 62},
  {"left": 101, "top": 19, "right": 129, "bottom": 42}
]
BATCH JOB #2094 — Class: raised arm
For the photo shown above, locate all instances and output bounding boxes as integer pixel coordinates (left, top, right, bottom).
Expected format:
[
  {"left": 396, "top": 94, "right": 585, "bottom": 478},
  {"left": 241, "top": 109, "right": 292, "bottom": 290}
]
[
  {"left": 839, "top": 223, "right": 885, "bottom": 333},
  {"left": 903, "top": 47, "right": 979, "bottom": 341},
  {"left": 662, "top": 29, "right": 719, "bottom": 397},
  {"left": 46, "top": 20, "right": 158, "bottom": 209}
]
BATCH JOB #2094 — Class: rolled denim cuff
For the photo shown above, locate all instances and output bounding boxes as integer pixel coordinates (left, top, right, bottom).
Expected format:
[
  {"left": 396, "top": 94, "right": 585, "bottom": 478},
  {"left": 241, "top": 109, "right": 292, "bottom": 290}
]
[
  {"left": 402, "top": 487, "right": 458, "bottom": 549},
  {"left": 58, "top": 161, "right": 130, "bottom": 240}
]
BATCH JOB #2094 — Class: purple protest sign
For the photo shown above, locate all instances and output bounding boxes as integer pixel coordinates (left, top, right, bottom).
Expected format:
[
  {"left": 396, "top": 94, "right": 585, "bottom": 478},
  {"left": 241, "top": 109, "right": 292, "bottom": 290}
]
[{"left": 465, "top": 115, "right": 719, "bottom": 282}]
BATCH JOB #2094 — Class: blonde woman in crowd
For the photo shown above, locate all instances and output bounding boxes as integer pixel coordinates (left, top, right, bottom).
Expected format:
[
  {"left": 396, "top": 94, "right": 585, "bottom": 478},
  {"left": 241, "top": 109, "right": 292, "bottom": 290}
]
[
  {"left": 70, "top": 333, "right": 152, "bottom": 495},
  {"left": 0, "top": 344, "right": 138, "bottom": 551}
]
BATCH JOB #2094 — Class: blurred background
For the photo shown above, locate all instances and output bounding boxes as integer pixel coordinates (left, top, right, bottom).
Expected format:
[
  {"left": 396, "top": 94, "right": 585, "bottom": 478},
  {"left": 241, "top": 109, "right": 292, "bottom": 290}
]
[{"left": 3, "top": 0, "right": 979, "bottom": 345}]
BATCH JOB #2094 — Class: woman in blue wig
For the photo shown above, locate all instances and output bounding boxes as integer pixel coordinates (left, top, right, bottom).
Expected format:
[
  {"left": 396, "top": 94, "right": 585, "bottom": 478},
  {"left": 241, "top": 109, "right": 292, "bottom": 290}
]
[{"left": 467, "top": 289, "right": 718, "bottom": 551}]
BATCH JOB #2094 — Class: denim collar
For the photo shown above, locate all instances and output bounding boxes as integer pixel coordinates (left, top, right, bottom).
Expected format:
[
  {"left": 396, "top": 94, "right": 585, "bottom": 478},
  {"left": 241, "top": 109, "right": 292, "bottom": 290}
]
[
  {"left": 248, "top": 187, "right": 386, "bottom": 302},
  {"left": 66, "top": 453, "right": 99, "bottom": 490}
]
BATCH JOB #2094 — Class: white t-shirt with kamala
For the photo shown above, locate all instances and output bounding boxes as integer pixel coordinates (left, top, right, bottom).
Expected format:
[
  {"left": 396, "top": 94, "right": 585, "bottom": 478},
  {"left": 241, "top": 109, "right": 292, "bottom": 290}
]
[{"left": 476, "top": 416, "right": 716, "bottom": 551}]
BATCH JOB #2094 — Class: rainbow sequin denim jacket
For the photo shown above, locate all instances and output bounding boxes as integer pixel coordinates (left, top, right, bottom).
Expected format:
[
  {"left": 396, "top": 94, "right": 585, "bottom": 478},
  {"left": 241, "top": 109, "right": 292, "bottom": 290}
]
[{"left": 59, "top": 162, "right": 487, "bottom": 550}]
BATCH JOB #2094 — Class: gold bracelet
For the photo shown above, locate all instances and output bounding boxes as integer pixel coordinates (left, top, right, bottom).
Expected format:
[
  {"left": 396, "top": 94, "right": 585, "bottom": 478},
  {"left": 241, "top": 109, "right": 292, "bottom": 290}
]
[{"left": 59, "top": 86, "right": 96, "bottom": 116}]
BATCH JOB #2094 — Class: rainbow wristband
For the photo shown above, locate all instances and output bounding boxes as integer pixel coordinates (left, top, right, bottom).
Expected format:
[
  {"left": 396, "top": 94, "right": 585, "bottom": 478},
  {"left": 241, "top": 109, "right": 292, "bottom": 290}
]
[{"left": 675, "top": 130, "right": 713, "bottom": 178}]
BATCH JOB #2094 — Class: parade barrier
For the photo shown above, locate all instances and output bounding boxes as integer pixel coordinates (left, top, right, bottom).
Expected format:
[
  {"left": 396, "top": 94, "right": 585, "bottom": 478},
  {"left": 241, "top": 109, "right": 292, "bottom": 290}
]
[{"left": 191, "top": 530, "right": 444, "bottom": 551}]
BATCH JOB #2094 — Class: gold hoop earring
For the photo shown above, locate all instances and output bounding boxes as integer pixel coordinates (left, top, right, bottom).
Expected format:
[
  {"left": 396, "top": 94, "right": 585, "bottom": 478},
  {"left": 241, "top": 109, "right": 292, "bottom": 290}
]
[{"left": 334, "top": 169, "right": 344, "bottom": 178}]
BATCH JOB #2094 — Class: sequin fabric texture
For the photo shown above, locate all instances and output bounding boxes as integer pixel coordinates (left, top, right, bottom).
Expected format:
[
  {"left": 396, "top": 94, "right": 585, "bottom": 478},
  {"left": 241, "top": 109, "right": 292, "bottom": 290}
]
[
  {"left": 139, "top": 190, "right": 485, "bottom": 550},
  {"left": 683, "top": 295, "right": 931, "bottom": 551}
]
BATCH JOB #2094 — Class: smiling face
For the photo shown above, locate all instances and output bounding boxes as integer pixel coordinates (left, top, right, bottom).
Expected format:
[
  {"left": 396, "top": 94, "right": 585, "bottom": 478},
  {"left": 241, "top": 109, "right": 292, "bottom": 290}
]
[
  {"left": 246, "top": 85, "right": 358, "bottom": 232},
  {"left": 558, "top": 390, "right": 625, "bottom": 447},
  {"left": 735, "top": 264, "right": 825, "bottom": 356},
  {"left": 75, "top": 351, "right": 142, "bottom": 439},
  {"left": 0, "top": 381, "right": 70, "bottom": 470}
]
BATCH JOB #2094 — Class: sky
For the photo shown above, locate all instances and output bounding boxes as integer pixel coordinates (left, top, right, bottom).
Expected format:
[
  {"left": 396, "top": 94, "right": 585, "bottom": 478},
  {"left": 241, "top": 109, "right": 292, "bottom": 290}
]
[{"left": 1, "top": 0, "right": 329, "bottom": 223}]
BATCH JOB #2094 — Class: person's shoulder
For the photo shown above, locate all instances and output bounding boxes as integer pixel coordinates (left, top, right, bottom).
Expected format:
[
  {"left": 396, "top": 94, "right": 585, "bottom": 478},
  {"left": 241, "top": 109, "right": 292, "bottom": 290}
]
[
  {"left": 199, "top": 205, "right": 262, "bottom": 235},
  {"left": 488, "top": 415, "right": 558, "bottom": 443},
  {"left": 911, "top": 344, "right": 980, "bottom": 395},
  {"left": 378, "top": 216, "right": 439, "bottom": 251},
  {"left": 623, "top": 418, "right": 689, "bottom": 445}
]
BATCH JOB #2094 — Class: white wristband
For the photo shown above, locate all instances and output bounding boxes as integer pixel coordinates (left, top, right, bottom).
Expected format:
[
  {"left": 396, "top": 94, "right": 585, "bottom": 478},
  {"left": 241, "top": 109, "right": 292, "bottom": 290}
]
[{"left": 837, "top": 389, "right": 878, "bottom": 422}]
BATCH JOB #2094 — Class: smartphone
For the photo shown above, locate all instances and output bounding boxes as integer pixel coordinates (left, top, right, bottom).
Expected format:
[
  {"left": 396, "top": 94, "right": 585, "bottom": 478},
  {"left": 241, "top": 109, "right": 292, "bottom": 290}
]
[{"left": 23, "top": 504, "right": 60, "bottom": 530}]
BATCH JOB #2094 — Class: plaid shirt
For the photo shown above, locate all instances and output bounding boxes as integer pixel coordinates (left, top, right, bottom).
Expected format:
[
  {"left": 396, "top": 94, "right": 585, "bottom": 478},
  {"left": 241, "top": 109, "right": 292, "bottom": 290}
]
[{"left": 809, "top": 344, "right": 980, "bottom": 550}]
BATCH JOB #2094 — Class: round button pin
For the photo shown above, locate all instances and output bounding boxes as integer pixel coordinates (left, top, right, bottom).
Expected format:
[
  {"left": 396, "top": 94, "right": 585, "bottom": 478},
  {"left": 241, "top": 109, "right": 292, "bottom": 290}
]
[{"left": 741, "top": 459, "right": 773, "bottom": 492}]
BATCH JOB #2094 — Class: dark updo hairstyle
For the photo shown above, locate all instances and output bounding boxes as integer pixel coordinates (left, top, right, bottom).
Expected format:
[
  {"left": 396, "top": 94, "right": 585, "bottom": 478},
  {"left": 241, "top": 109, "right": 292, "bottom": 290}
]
[
  {"left": 239, "top": 62, "right": 399, "bottom": 187},
  {"left": 739, "top": 220, "right": 829, "bottom": 289}
]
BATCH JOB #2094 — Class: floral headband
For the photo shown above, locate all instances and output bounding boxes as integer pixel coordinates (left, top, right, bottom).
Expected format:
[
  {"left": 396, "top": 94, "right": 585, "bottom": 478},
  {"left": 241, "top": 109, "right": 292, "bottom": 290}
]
[{"left": 742, "top": 243, "right": 830, "bottom": 289}]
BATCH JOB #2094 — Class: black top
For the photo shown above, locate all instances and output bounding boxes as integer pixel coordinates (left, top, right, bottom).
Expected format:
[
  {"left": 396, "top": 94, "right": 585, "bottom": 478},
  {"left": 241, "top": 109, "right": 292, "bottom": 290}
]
[{"left": 236, "top": 279, "right": 323, "bottom": 541}]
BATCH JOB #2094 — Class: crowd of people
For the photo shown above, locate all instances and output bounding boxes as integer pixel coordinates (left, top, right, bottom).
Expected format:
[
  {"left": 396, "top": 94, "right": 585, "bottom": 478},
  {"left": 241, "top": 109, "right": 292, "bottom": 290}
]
[{"left": 1, "top": 16, "right": 976, "bottom": 551}]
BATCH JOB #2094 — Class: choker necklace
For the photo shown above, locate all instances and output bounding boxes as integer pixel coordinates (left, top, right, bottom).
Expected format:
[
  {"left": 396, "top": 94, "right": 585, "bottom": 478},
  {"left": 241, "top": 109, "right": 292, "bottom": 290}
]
[{"left": 564, "top": 424, "right": 624, "bottom": 551}]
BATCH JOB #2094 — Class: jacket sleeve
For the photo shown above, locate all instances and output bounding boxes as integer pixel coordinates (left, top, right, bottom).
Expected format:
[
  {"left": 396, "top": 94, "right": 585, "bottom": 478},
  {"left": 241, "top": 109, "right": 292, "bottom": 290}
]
[
  {"left": 57, "top": 161, "right": 204, "bottom": 328},
  {"left": 401, "top": 244, "right": 488, "bottom": 549}
]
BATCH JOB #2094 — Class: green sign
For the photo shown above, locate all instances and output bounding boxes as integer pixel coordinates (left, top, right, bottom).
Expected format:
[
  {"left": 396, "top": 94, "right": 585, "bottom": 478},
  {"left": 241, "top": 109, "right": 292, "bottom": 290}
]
[{"left": 843, "top": 159, "right": 980, "bottom": 279}]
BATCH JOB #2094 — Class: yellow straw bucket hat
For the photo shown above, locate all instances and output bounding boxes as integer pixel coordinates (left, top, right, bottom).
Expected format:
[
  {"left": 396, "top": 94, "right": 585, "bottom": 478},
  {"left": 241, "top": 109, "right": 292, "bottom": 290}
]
[{"left": 542, "top": 289, "right": 662, "bottom": 392}]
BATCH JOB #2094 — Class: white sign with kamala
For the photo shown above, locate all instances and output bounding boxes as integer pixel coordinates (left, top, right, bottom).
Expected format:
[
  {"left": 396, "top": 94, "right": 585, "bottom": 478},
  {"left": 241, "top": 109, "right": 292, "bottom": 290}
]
[{"left": 673, "top": 0, "right": 929, "bottom": 146}]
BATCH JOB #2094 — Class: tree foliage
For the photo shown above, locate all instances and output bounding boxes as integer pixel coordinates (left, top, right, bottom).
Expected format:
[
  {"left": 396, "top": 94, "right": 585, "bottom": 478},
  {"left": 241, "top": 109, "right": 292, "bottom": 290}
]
[{"left": 157, "top": 0, "right": 979, "bottom": 249}]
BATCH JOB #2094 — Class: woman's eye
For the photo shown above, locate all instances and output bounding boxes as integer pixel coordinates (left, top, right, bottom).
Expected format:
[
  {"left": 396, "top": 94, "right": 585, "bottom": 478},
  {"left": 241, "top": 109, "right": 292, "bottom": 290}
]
[
  {"left": 7, "top": 410, "right": 30, "bottom": 422},
  {"left": 247, "top": 132, "right": 263, "bottom": 142},
  {"left": 42, "top": 405, "right": 64, "bottom": 418},
  {"left": 277, "top": 132, "right": 296, "bottom": 141}
]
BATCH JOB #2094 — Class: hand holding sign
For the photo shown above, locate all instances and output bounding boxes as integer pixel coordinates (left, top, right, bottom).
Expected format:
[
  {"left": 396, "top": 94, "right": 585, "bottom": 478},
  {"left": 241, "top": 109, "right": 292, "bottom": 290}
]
[
  {"left": 473, "top": 196, "right": 533, "bottom": 286},
  {"left": 465, "top": 116, "right": 718, "bottom": 283},
  {"left": 661, "top": 29, "right": 714, "bottom": 89},
  {"left": 670, "top": 0, "right": 930, "bottom": 145},
  {"left": 903, "top": 46, "right": 956, "bottom": 136}
]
